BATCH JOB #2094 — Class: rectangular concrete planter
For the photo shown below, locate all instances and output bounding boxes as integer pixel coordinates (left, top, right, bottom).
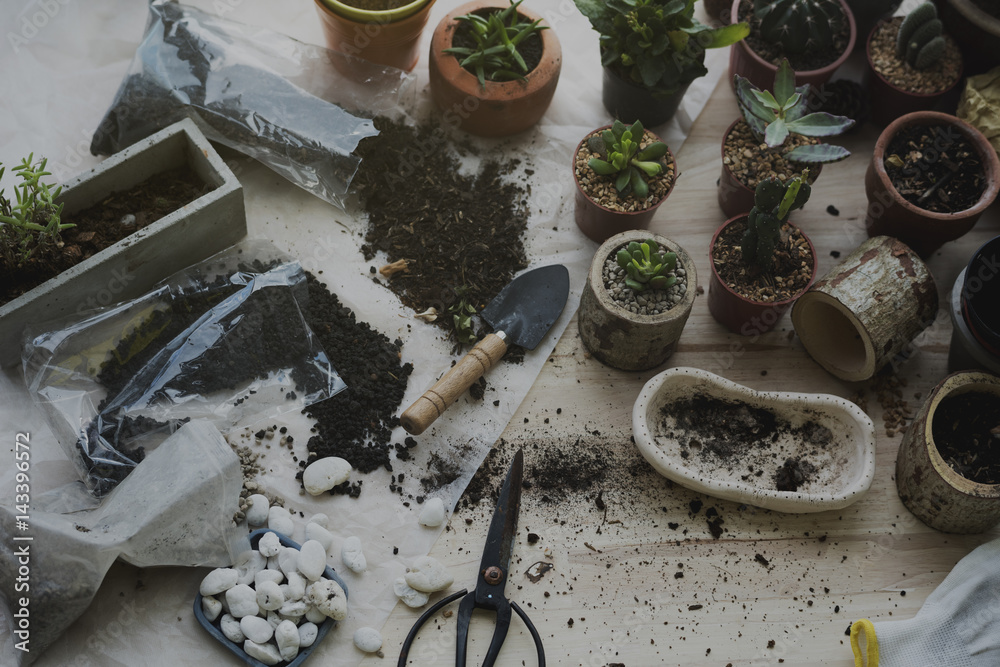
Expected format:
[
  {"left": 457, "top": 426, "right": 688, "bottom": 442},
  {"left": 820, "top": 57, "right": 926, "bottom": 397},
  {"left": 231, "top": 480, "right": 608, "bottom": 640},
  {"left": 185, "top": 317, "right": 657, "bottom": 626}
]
[{"left": 0, "top": 118, "right": 246, "bottom": 367}]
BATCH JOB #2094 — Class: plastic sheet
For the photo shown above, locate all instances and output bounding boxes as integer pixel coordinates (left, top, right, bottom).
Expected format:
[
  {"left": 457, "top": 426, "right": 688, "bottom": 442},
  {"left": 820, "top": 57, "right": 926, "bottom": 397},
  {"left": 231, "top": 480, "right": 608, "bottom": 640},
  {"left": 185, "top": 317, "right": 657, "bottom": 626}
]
[
  {"left": 90, "top": 0, "right": 414, "bottom": 209},
  {"left": 23, "top": 243, "right": 346, "bottom": 496}
]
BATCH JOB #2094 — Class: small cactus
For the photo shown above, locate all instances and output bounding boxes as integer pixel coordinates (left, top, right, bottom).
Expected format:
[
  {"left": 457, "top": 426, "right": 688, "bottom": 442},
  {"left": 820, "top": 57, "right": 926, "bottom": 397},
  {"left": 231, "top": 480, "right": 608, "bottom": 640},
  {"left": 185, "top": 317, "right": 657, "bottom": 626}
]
[
  {"left": 741, "top": 172, "right": 811, "bottom": 273},
  {"left": 895, "top": 2, "right": 945, "bottom": 70},
  {"left": 754, "top": 0, "right": 845, "bottom": 55}
]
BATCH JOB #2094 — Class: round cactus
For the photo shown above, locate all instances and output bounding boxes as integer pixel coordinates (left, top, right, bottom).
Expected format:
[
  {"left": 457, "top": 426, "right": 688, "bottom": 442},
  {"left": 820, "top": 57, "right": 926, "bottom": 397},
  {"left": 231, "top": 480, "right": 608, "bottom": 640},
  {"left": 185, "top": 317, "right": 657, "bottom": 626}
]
[
  {"left": 754, "top": 0, "right": 845, "bottom": 55},
  {"left": 895, "top": 2, "right": 945, "bottom": 70}
]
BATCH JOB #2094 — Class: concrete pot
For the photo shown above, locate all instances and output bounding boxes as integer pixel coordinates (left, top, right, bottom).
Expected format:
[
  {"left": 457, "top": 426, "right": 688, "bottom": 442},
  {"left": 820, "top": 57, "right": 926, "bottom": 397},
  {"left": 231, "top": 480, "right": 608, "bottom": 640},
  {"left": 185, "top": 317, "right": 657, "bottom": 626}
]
[
  {"left": 0, "top": 118, "right": 246, "bottom": 367},
  {"left": 896, "top": 371, "right": 1000, "bottom": 533},
  {"left": 313, "top": 0, "right": 435, "bottom": 72},
  {"left": 578, "top": 230, "right": 697, "bottom": 372}
]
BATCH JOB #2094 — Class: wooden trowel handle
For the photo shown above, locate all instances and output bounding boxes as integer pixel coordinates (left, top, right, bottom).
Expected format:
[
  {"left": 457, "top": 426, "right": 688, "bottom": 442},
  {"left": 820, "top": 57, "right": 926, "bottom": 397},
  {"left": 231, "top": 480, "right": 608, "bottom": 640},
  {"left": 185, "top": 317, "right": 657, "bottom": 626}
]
[{"left": 400, "top": 332, "right": 508, "bottom": 435}]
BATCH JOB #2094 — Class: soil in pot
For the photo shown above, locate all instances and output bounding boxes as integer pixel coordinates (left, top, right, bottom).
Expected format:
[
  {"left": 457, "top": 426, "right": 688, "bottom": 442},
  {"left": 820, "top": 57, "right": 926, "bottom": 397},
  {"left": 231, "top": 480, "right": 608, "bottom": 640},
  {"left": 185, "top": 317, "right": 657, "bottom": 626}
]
[
  {"left": 450, "top": 8, "right": 544, "bottom": 79},
  {"left": 574, "top": 128, "right": 676, "bottom": 214},
  {"left": 712, "top": 217, "right": 814, "bottom": 303},
  {"left": 723, "top": 119, "right": 817, "bottom": 191},
  {"left": 600, "top": 242, "right": 687, "bottom": 316},
  {"left": 869, "top": 17, "right": 962, "bottom": 95},
  {"left": 884, "top": 123, "right": 988, "bottom": 213},
  {"left": 339, "top": 0, "right": 413, "bottom": 8},
  {"left": 737, "top": 0, "right": 851, "bottom": 72},
  {"left": 0, "top": 166, "right": 209, "bottom": 307},
  {"left": 932, "top": 390, "right": 1000, "bottom": 484}
]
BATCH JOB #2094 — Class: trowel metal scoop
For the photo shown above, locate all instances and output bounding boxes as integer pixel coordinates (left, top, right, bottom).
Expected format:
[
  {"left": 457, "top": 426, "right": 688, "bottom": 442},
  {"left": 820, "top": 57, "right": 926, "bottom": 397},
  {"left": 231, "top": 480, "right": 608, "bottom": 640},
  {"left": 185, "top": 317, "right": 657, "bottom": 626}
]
[{"left": 400, "top": 264, "right": 569, "bottom": 435}]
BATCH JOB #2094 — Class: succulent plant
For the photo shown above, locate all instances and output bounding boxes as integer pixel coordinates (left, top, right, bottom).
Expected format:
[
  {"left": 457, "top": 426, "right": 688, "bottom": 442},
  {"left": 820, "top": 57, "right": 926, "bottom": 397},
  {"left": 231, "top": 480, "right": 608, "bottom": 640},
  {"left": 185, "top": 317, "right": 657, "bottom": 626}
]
[
  {"left": 616, "top": 238, "right": 678, "bottom": 292},
  {"left": 587, "top": 120, "right": 669, "bottom": 199},
  {"left": 443, "top": 0, "right": 548, "bottom": 88},
  {"left": 574, "top": 0, "right": 749, "bottom": 95},
  {"left": 896, "top": 2, "right": 946, "bottom": 70},
  {"left": 754, "top": 0, "right": 846, "bottom": 55},
  {"left": 0, "top": 154, "right": 72, "bottom": 271},
  {"left": 741, "top": 171, "right": 811, "bottom": 273},
  {"left": 735, "top": 58, "right": 854, "bottom": 163},
  {"left": 448, "top": 289, "right": 478, "bottom": 345}
]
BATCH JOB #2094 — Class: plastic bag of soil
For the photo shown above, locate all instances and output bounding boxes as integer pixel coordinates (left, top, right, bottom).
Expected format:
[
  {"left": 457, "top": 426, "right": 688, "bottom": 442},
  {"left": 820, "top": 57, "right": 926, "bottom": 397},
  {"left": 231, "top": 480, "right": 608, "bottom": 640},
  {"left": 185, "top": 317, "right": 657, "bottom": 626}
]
[
  {"left": 0, "top": 420, "right": 249, "bottom": 666},
  {"left": 23, "top": 243, "right": 347, "bottom": 496},
  {"left": 90, "top": 0, "right": 413, "bottom": 209}
]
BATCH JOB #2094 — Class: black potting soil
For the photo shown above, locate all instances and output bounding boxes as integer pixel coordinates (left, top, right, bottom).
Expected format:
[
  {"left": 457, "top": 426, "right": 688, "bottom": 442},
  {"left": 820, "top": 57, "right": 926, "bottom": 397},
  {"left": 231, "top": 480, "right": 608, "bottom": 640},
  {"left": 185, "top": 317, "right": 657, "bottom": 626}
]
[
  {"left": 774, "top": 457, "right": 817, "bottom": 492},
  {"left": 885, "top": 124, "right": 987, "bottom": 213},
  {"left": 450, "top": 9, "right": 544, "bottom": 82},
  {"left": 933, "top": 390, "right": 1000, "bottom": 484}
]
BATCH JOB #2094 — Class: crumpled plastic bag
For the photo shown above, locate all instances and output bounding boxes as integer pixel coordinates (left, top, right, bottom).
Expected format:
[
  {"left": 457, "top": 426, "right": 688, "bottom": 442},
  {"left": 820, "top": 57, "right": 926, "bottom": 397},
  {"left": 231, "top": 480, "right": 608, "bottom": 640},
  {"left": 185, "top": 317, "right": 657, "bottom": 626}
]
[
  {"left": 0, "top": 420, "right": 250, "bottom": 666},
  {"left": 958, "top": 65, "right": 1000, "bottom": 157}
]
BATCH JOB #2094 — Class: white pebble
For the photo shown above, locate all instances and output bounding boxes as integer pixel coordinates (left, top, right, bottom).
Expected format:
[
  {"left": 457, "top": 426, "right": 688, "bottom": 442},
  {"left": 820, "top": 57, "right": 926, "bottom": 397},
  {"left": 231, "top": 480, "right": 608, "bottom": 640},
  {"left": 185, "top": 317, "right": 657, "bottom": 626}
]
[
  {"left": 307, "top": 513, "right": 329, "bottom": 529},
  {"left": 297, "top": 540, "right": 327, "bottom": 581},
  {"left": 235, "top": 550, "right": 266, "bottom": 586},
  {"left": 305, "top": 522, "right": 334, "bottom": 552},
  {"left": 225, "top": 584, "right": 259, "bottom": 618},
  {"left": 256, "top": 580, "right": 285, "bottom": 611},
  {"left": 303, "top": 457, "right": 352, "bottom": 495},
  {"left": 240, "top": 615, "right": 274, "bottom": 644},
  {"left": 305, "top": 606, "right": 327, "bottom": 624},
  {"left": 298, "top": 622, "right": 319, "bottom": 647},
  {"left": 418, "top": 497, "right": 446, "bottom": 527},
  {"left": 220, "top": 614, "right": 244, "bottom": 643},
  {"left": 275, "top": 620, "right": 301, "bottom": 662},
  {"left": 284, "top": 571, "right": 307, "bottom": 601},
  {"left": 255, "top": 570, "right": 284, "bottom": 587},
  {"left": 200, "top": 568, "right": 238, "bottom": 596},
  {"left": 341, "top": 536, "right": 367, "bottom": 573},
  {"left": 354, "top": 626, "right": 383, "bottom": 653},
  {"left": 201, "top": 595, "right": 222, "bottom": 623},
  {"left": 266, "top": 554, "right": 281, "bottom": 571},
  {"left": 279, "top": 599, "right": 309, "bottom": 617},
  {"left": 246, "top": 494, "right": 270, "bottom": 526},
  {"left": 278, "top": 547, "right": 299, "bottom": 578},
  {"left": 404, "top": 556, "right": 455, "bottom": 593},
  {"left": 268, "top": 507, "right": 294, "bottom": 536},
  {"left": 393, "top": 577, "right": 430, "bottom": 608},
  {"left": 307, "top": 579, "right": 348, "bottom": 620},
  {"left": 257, "top": 531, "right": 282, "bottom": 558},
  {"left": 266, "top": 610, "right": 282, "bottom": 629},
  {"left": 244, "top": 639, "right": 282, "bottom": 666}
]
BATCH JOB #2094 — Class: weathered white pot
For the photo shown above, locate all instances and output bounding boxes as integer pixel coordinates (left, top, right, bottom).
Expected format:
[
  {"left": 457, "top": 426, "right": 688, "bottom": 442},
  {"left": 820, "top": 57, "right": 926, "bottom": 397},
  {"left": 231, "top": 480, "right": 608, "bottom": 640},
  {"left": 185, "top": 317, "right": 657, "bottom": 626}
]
[
  {"left": 632, "top": 367, "right": 877, "bottom": 513},
  {"left": 0, "top": 118, "right": 246, "bottom": 367}
]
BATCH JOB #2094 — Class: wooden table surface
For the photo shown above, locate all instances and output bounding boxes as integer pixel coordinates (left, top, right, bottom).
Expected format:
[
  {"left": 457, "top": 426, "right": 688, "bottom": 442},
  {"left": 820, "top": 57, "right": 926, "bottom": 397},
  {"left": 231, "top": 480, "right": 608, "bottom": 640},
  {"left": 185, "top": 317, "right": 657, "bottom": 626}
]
[{"left": 363, "top": 76, "right": 1000, "bottom": 667}]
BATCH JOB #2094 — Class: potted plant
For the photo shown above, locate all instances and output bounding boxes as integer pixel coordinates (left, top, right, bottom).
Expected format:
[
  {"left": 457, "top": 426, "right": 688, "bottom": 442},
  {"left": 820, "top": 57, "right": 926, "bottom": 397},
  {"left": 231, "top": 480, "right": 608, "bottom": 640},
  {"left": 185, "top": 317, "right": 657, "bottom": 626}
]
[
  {"left": 428, "top": 0, "right": 561, "bottom": 137},
  {"left": 865, "top": 2, "right": 964, "bottom": 127},
  {"left": 0, "top": 118, "right": 246, "bottom": 367},
  {"left": 729, "top": 0, "right": 857, "bottom": 91},
  {"left": 313, "top": 0, "right": 436, "bottom": 72},
  {"left": 933, "top": 0, "right": 1000, "bottom": 74},
  {"left": 573, "top": 120, "right": 678, "bottom": 243},
  {"left": 578, "top": 230, "right": 697, "bottom": 371},
  {"left": 719, "top": 59, "right": 854, "bottom": 217},
  {"left": 845, "top": 0, "right": 901, "bottom": 51},
  {"left": 708, "top": 172, "right": 816, "bottom": 335},
  {"left": 574, "top": 0, "right": 749, "bottom": 127},
  {"left": 895, "top": 370, "right": 1000, "bottom": 533},
  {"left": 864, "top": 110, "right": 1000, "bottom": 257},
  {"left": 947, "top": 235, "right": 1000, "bottom": 374}
]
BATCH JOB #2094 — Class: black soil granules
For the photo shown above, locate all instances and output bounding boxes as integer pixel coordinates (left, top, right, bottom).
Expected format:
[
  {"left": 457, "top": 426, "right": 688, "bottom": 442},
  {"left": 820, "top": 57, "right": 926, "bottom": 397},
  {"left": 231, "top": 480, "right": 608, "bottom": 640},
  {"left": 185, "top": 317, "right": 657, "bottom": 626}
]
[{"left": 933, "top": 390, "right": 1000, "bottom": 484}]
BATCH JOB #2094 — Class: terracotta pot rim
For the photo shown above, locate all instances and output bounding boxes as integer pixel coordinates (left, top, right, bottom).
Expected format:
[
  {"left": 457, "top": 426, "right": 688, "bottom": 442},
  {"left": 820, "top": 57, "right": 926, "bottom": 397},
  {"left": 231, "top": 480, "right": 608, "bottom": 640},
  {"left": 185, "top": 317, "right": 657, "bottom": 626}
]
[
  {"left": 865, "top": 18, "right": 964, "bottom": 100},
  {"left": 730, "top": 0, "right": 857, "bottom": 79},
  {"left": 709, "top": 213, "right": 817, "bottom": 308},
  {"left": 319, "top": 0, "right": 432, "bottom": 23},
  {"left": 573, "top": 126, "right": 677, "bottom": 217},
  {"left": 432, "top": 0, "right": 561, "bottom": 103},
  {"left": 872, "top": 111, "right": 1000, "bottom": 220}
]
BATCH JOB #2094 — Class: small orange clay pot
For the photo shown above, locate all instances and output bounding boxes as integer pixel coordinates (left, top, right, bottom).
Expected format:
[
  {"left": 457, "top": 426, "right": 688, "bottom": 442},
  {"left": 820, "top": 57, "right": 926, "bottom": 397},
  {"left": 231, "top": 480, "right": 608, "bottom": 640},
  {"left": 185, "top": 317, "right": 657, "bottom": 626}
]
[
  {"left": 428, "top": 0, "right": 561, "bottom": 137},
  {"left": 313, "top": 0, "right": 435, "bottom": 72}
]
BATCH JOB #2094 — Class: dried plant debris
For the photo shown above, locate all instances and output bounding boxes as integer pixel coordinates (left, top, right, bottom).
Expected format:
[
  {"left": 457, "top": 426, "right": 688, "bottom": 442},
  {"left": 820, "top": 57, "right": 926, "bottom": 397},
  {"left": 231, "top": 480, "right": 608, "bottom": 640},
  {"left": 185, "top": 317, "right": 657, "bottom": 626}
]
[
  {"left": 884, "top": 124, "right": 987, "bottom": 213},
  {"left": 933, "top": 390, "right": 1000, "bottom": 484}
]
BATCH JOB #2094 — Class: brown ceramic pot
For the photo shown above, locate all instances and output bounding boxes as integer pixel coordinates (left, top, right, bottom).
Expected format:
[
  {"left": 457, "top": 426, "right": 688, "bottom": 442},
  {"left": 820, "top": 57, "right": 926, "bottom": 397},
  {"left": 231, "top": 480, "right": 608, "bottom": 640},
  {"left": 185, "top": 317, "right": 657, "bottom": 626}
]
[
  {"left": 313, "top": 0, "right": 435, "bottom": 72},
  {"left": 896, "top": 371, "right": 1000, "bottom": 533},
  {"left": 573, "top": 126, "right": 677, "bottom": 244},
  {"left": 708, "top": 214, "right": 817, "bottom": 336},
  {"left": 933, "top": 0, "right": 1000, "bottom": 74},
  {"left": 728, "top": 0, "right": 856, "bottom": 91},
  {"left": 428, "top": 0, "right": 561, "bottom": 137},
  {"left": 864, "top": 111, "right": 1000, "bottom": 258},
  {"left": 865, "top": 19, "right": 964, "bottom": 128}
]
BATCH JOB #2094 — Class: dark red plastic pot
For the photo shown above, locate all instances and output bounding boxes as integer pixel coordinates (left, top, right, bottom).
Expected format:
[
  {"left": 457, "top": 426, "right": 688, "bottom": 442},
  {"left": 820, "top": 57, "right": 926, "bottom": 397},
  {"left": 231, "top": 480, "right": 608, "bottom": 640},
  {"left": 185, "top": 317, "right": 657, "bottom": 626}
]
[
  {"left": 865, "top": 19, "right": 964, "bottom": 128},
  {"left": 864, "top": 111, "right": 1000, "bottom": 258},
  {"left": 728, "top": 0, "right": 856, "bottom": 91},
  {"left": 708, "top": 214, "right": 817, "bottom": 335},
  {"left": 573, "top": 126, "right": 677, "bottom": 243},
  {"left": 602, "top": 66, "right": 690, "bottom": 128}
]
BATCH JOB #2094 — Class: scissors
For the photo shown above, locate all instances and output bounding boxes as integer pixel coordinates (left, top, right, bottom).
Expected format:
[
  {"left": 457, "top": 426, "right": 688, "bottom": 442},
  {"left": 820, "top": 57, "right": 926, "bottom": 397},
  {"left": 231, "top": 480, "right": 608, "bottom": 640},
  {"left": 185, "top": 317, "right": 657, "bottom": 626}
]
[{"left": 398, "top": 448, "right": 545, "bottom": 667}]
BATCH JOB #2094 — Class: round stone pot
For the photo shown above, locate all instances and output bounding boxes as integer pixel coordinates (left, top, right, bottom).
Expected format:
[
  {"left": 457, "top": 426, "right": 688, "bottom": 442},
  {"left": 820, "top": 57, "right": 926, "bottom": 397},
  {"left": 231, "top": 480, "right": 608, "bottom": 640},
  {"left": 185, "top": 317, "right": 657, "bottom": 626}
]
[
  {"left": 313, "top": 0, "right": 435, "bottom": 72},
  {"left": 948, "top": 235, "right": 1000, "bottom": 373},
  {"left": 896, "top": 371, "right": 1000, "bottom": 534},
  {"left": 602, "top": 65, "right": 690, "bottom": 128},
  {"left": 578, "top": 230, "right": 697, "bottom": 371}
]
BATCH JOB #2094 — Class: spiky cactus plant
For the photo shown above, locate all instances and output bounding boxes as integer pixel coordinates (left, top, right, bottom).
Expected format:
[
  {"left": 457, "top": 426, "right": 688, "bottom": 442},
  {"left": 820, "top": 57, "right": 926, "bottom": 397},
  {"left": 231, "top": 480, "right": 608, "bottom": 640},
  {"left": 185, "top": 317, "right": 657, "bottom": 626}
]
[
  {"left": 895, "top": 2, "right": 946, "bottom": 70},
  {"left": 741, "top": 172, "right": 811, "bottom": 273},
  {"left": 754, "top": 0, "right": 846, "bottom": 55}
]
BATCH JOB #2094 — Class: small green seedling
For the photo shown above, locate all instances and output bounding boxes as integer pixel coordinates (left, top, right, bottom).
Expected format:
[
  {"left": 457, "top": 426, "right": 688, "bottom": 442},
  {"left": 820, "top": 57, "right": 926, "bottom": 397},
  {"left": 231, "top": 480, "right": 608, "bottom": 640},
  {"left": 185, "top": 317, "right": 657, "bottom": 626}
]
[
  {"left": 616, "top": 238, "right": 677, "bottom": 292},
  {"left": 742, "top": 171, "right": 811, "bottom": 273},
  {"left": 587, "top": 119, "right": 669, "bottom": 199},
  {"left": 0, "top": 154, "right": 72, "bottom": 271},
  {"left": 896, "top": 2, "right": 946, "bottom": 70},
  {"left": 448, "top": 290, "right": 478, "bottom": 345}
]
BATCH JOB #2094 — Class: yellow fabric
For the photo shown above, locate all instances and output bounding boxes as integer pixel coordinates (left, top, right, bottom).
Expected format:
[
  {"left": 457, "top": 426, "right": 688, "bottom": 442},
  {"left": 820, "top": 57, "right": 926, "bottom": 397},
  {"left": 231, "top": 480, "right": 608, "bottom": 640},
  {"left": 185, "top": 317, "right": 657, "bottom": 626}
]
[{"left": 851, "top": 619, "right": 880, "bottom": 667}]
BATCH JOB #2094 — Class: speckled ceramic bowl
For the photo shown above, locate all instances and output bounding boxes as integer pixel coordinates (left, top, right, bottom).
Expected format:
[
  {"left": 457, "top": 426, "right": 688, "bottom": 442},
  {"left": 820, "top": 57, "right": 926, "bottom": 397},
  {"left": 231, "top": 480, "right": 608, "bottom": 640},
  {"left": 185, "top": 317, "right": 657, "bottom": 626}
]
[{"left": 632, "top": 367, "right": 876, "bottom": 513}]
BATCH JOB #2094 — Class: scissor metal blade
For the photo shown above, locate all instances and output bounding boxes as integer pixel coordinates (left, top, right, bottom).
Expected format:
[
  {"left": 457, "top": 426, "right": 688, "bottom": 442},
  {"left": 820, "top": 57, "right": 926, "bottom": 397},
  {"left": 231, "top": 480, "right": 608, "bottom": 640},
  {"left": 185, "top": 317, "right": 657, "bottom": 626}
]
[{"left": 476, "top": 449, "right": 524, "bottom": 594}]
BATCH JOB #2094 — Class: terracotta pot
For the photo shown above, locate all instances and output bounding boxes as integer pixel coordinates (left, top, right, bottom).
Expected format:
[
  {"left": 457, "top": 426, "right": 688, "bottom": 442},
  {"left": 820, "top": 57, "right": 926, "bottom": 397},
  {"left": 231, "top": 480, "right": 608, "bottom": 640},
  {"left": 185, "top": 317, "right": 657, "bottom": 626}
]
[
  {"left": 313, "top": 0, "right": 434, "bottom": 73},
  {"left": 933, "top": 0, "right": 1000, "bottom": 74},
  {"left": 896, "top": 371, "right": 1000, "bottom": 534},
  {"left": 601, "top": 66, "right": 690, "bottom": 128},
  {"left": 707, "top": 214, "right": 817, "bottom": 336},
  {"left": 428, "top": 0, "right": 561, "bottom": 137},
  {"left": 578, "top": 231, "right": 697, "bottom": 371},
  {"left": 573, "top": 126, "right": 677, "bottom": 243},
  {"left": 728, "top": 0, "right": 856, "bottom": 91},
  {"left": 717, "top": 118, "right": 823, "bottom": 219},
  {"left": 864, "top": 111, "right": 1000, "bottom": 258},
  {"left": 865, "top": 19, "right": 964, "bottom": 128}
]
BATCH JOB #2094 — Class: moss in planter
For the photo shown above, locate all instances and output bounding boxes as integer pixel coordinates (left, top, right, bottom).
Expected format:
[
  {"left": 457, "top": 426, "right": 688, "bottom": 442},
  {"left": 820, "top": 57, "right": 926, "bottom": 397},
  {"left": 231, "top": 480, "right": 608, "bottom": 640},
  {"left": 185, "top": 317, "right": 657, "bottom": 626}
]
[
  {"left": 738, "top": 0, "right": 850, "bottom": 71},
  {"left": 870, "top": 17, "right": 962, "bottom": 94},
  {"left": 884, "top": 124, "right": 987, "bottom": 212},
  {"left": 713, "top": 217, "right": 813, "bottom": 302}
]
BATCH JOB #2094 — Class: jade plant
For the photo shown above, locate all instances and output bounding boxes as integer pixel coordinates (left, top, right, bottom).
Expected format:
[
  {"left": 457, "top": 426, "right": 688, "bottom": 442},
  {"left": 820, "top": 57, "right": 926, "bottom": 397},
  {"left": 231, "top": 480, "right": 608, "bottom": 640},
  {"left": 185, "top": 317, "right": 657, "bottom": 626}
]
[
  {"left": 574, "top": 0, "right": 749, "bottom": 95},
  {"left": 735, "top": 58, "right": 854, "bottom": 163},
  {"left": 616, "top": 238, "right": 677, "bottom": 292},
  {"left": 896, "top": 2, "right": 945, "bottom": 70},
  {"left": 0, "top": 155, "right": 72, "bottom": 272},
  {"left": 754, "top": 0, "right": 845, "bottom": 55},
  {"left": 587, "top": 120, "right": 669, "bottom": 199},
  {"left": 443, "top": 0, "right": 548, "bottom": 88},
  {"left": 742, "top": 172, "right": 811, "bottom": 273}
]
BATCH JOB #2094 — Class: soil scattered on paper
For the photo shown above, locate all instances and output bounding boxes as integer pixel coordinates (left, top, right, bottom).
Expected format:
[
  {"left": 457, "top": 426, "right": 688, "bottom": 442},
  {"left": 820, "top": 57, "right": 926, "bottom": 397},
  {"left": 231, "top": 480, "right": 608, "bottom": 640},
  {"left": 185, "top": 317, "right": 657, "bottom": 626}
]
[
  {"left": 884, "top": 124, "right": 987, "bottom": 213},
  {"left": 932, "top": 390, "right": 1000, "bottom": 484}
]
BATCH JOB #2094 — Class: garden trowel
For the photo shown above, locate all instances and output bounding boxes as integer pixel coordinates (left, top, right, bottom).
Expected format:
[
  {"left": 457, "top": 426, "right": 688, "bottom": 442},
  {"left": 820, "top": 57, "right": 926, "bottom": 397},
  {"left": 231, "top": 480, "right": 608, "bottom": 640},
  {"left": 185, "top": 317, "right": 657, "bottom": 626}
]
[{"left": 400, "top": 264, "right": 569, "bottom": 435}]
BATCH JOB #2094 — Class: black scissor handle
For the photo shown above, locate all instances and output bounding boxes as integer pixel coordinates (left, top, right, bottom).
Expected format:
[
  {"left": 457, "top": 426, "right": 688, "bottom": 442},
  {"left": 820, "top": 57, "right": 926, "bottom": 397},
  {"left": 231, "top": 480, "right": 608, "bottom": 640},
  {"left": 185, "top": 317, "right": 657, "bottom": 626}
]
[
  {"left": 398, "top": 589, "right": 468, "bottom": 667},
  {"left": 457, "top": 592, "right": 510, "bottom": 667}
]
